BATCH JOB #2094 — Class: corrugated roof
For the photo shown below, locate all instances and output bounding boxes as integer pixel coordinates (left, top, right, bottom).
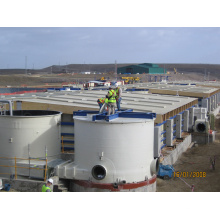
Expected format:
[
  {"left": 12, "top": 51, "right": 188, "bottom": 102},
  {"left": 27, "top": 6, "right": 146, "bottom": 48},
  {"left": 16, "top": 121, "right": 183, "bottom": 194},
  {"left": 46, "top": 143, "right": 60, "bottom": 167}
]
[{"left": 0, "top": 89, "right": 198, "bottom": 124}]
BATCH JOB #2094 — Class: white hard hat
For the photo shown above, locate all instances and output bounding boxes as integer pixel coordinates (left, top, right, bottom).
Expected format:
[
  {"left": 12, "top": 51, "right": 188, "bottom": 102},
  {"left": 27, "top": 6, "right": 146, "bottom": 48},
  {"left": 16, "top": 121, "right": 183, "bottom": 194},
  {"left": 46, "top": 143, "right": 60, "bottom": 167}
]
[
  {"left": 48, "top": 178, "right": 53, "bottom": 184},
  {"left": 115, "top": 83, "right": 118, "bottom": 87}
]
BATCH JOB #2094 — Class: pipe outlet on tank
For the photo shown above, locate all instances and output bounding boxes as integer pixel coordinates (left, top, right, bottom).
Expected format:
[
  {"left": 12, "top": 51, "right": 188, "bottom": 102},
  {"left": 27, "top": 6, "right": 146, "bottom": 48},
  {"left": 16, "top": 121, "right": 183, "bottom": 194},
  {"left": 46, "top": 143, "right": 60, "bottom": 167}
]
[
  {"left": 150, "top": 158, "right": 159, "bottom": 176},
  {"left": 92, "top": 165, "right": 106, "bottom": 180}
]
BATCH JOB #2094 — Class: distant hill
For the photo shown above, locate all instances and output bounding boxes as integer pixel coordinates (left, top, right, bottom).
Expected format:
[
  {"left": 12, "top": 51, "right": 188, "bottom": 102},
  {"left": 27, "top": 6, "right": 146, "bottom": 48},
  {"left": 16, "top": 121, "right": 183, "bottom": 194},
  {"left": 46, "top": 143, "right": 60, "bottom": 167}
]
[{"left": 1, "top": 63, "right": 220, "bottom": 76}]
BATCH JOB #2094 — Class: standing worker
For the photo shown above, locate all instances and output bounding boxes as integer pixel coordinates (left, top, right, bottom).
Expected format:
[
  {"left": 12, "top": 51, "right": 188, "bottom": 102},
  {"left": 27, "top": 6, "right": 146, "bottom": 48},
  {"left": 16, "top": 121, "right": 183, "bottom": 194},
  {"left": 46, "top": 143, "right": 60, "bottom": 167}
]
[
  {"left": 106, "top": 86, "right": 116, "bottom": 115},
  {"left": 42, "top": 178, "right": 53, "bottom": 192},
  {"left": 115, "top": 83, "right": 122, "bottom": 111}
]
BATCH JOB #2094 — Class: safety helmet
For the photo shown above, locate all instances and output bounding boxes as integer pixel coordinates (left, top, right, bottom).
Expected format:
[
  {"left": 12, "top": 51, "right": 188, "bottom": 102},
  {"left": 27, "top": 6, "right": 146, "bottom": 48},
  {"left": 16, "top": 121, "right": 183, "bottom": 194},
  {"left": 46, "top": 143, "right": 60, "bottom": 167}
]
[
  {"left": 115, "top": 83, "right": 118, "bottom": 87},
  {"left": 48, "top": 178, "right": 53, "bottom": 184}
]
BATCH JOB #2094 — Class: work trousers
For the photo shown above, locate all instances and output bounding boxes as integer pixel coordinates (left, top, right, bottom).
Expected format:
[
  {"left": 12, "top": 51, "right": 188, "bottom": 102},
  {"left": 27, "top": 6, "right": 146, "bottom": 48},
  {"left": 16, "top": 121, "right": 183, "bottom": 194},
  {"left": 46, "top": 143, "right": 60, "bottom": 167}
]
[
  {"left": 107, "top": 102, "right": 116, "bottom": 115},
  {"left": 116, "top": 97, "right": 122, "bottom": 110}
]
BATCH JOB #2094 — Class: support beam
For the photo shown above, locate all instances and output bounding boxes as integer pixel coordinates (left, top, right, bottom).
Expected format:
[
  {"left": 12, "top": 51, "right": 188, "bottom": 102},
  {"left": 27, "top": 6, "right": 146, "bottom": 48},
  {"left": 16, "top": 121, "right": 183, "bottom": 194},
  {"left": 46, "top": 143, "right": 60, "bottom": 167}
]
[
  {"left": 214, "top": 94, "right": 217, "bottom": 109},
  {"left": 208, "top": 97, "right": 211, "bottom": 112},
  {"left": 166, "top": 119, "right": 173, "bottom": 146},
  {"left": 211, "top": 96, "right": 215, "bottom": 111},
  {"left": 183, "top": 110, "right": 189, "bottom": 132},
  {"left": 16, "top": 101, "right": 22, "bottom": 110},
  {"left": 189, "top": 107, "right": 194, "bottom": 131},
  {"left": 154, "top": 126, "right": 161, "bottom": 158},
  {"left": 201, "top": 98, "right": 208, "bottom": 109},
  {"left": 176, "top": 114, "right": 182, "bottom": 138}
]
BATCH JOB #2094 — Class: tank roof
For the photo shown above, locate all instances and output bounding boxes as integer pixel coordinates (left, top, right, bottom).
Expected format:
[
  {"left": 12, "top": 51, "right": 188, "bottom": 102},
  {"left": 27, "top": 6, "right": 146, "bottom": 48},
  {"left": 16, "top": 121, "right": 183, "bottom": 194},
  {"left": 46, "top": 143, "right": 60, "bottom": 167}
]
[{"left": 73, "top": 110, "right": 156, "bottom": 122}]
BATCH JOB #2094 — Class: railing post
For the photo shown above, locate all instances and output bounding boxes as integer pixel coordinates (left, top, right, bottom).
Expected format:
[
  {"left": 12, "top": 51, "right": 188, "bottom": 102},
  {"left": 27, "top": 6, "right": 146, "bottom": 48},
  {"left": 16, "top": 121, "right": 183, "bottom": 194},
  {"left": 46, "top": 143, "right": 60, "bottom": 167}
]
[
  {"left": 44, "top": 159, "right": 47, "bottom": 182},
  {"left": 28, "top": 144, "right": 31, "bottom": 178},
  {"left": 14, "top": 157, "right": 17, "bottom": 179},
  {"left": 44, "top": 146, "right": 48, "bottom": 181},
  {"left": 62, "top": 136, "right": 64, "bottom": 153}
]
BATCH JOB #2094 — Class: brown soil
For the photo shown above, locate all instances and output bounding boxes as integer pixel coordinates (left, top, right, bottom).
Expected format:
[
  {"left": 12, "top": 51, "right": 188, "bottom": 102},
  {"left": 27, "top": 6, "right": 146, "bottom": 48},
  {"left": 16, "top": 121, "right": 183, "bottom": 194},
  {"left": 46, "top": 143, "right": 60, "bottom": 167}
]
[
  {"left": 0, "top": 71, "right": 219, "bottom": 88},
  {"left": 157, "top": 117, "right": 220, "bottom": 192}
]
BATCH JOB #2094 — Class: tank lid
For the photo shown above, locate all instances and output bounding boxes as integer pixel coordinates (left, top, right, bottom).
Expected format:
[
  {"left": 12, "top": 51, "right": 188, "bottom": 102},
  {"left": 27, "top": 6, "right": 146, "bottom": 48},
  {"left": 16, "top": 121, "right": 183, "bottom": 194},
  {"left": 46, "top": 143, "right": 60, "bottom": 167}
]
[{"left": 73, "top": 109, "right": 156, "bottom": 122}]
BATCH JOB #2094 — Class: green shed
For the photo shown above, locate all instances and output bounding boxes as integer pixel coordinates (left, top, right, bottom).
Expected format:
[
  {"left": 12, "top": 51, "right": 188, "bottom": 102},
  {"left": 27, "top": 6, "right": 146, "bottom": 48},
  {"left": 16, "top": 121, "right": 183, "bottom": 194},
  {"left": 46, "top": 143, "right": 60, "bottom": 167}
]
[{"left": 117, "top": 63, "right": 166, "bottom": 74}]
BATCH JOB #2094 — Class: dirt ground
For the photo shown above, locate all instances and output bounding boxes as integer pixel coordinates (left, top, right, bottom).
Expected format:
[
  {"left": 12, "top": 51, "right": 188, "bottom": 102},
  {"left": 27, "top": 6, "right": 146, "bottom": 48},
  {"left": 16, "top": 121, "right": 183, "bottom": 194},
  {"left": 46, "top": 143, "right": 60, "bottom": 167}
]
[
  {"left": 157, "top": 117, "right": 220, "bottom": 192},
  {"left": 0, "top": 71, "right": 219, "bottom": 87}
]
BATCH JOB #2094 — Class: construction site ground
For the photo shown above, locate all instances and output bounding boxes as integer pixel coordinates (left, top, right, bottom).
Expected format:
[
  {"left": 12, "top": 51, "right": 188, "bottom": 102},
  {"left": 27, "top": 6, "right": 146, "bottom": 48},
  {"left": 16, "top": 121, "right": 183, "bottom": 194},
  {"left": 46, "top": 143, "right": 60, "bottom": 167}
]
[
  {"left": 0, "top": 69, "right": 220, "bottom": 87},
  {"left": 157, "top": 116, "right": 220, "bottom": 192}
]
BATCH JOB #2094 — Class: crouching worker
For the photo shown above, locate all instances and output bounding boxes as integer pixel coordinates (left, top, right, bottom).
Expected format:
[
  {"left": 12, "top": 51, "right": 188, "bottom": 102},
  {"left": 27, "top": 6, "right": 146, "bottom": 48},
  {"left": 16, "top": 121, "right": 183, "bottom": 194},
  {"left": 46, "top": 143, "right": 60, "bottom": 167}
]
[
  {"left": 99, "top": 97, "right": 109, "bottom": 113},
  {"left": 97, "top": 97, "right": 107, "bottom": 109},
  {"left": 42, "top": 178, "right": 53, "bottom": 192}
]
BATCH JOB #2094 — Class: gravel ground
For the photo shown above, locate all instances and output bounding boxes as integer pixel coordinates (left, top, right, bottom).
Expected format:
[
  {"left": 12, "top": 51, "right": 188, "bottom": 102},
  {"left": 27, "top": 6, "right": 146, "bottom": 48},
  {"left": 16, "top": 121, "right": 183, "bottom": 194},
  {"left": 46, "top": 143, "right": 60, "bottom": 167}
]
[{"left": 157, "top": 117, "right": 220, "bottom": 192}]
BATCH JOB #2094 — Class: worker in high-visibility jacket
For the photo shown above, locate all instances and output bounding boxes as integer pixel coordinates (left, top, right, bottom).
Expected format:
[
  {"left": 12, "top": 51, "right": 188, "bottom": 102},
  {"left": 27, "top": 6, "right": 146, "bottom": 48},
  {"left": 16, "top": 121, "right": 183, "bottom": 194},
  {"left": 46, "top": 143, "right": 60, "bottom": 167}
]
[
  {"left": 42, "top": 178, "right": 53, "bottom": 192},
  {"left": 99, "top": 97, "right": 109, "bottom": 114},
  {"left": 115, "top": 83, "right": 122, "bottom": 111},
  {"left": 97, "top": 97, "right": 107, "bottom": 109},
  {"left": 106, "top": 86, "right": 116, "bottom": 115}
]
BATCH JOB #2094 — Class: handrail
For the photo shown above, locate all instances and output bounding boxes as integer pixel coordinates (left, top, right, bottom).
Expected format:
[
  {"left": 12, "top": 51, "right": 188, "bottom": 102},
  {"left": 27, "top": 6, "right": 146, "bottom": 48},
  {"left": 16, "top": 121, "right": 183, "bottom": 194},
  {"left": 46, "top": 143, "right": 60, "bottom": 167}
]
[
  {"left": 0, "top": 156, "right": 48, "bottom": 181},
  {"left": 0, "top": 157, "right": 46, "bottom": 161}
]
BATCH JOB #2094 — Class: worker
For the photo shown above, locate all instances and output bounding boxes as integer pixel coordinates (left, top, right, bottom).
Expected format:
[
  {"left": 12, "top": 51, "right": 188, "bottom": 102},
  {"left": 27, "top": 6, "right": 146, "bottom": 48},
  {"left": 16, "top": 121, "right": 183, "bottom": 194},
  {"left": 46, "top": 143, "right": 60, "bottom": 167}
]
[
  {"left": 115, "top": 83, "right": 122, "bottom": 111},
  {"left": 106, "top": 86, "right": 116, "bottom": 115},
  {"left": 97, "top": 97, "right": 107, "bottom": 109},
  {"left": 98, "top": 97, "right": 108, "bottom": 113},
  {"left": 42, "top": 178, "right": 53, "bottom": 192},
  {"left": 99, "top": 96, "right": 109, "bottom": 113}
]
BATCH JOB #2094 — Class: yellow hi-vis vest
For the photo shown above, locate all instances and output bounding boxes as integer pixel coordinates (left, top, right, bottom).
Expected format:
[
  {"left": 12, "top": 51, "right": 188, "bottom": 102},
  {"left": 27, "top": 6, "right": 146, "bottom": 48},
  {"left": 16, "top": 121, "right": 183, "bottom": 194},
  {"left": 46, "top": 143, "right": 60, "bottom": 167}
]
[
  {"left": 108, "top": 90, "right": 116, "bottom": 103},
  {"left": 115, "top": 87, "right": 120, "bottom": 98},
  {"left": 42, "top": 184, "right": 51, "bottom": 192},
  {"left": 97, "top": 98, "right": 106, "bottom": 104}
]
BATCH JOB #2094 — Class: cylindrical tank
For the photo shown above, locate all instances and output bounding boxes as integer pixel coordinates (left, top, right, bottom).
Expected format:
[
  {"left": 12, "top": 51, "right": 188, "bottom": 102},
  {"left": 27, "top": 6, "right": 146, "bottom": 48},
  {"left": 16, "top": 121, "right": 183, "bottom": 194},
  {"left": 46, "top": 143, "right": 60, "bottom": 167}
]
[
  {"left": 0, "top": 110, "right": 62, "bottom": 178},
  {"left": 72, "top": 112, "right": 158, "bottom": 192}
]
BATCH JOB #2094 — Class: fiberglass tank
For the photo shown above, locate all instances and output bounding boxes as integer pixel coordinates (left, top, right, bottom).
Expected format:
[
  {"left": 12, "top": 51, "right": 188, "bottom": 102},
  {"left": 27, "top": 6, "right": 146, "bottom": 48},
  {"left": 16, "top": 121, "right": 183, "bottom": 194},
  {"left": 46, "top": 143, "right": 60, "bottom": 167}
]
[
  {"left": 71, "top": 111, "right": 158, "bottom": 192},
  {"left": 0, "top": 110, "right": 62, "bottom": 158},
  {"left": 0, "top": 108, "right": 62, "bottom": 179}
]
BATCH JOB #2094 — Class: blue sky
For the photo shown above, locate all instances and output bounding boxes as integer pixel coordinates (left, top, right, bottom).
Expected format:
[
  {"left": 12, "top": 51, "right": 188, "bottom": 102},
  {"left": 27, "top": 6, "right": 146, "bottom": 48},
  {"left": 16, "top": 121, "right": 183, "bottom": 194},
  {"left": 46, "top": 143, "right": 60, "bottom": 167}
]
[
  {"left": 0, "top": 27, "right": 220, "bottom": 69},
  {"left": 1, "top": 1, "right": 220, "bottom": 69}
]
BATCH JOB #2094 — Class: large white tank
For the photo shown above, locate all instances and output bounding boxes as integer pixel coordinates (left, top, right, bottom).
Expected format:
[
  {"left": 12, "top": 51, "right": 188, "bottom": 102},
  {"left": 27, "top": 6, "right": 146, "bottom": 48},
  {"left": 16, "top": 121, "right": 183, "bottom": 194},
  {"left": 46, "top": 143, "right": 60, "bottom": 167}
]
[
  {"left": 69, "top": 111, "right": 158, "bottom": 192},
  {"left": 0, "top": 109, "right": 62, "bottom": 178}
]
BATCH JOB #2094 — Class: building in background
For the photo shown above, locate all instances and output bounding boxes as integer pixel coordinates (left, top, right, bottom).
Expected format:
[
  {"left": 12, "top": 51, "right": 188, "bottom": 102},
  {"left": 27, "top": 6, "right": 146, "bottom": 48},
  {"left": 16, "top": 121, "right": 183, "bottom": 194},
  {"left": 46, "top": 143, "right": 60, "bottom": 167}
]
[{"left": 117, "top": 63, "right": 166, "bottom": 74}]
